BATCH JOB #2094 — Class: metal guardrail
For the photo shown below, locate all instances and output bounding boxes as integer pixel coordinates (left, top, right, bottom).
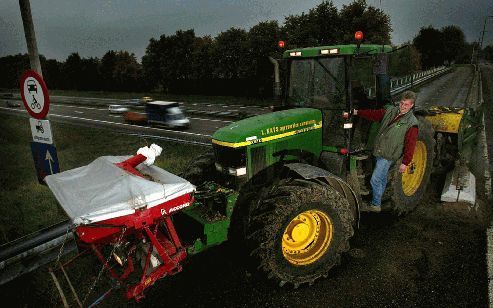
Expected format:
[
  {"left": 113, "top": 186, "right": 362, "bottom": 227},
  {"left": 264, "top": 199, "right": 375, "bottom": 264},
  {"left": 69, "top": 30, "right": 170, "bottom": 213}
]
[
  {"left": 0, "top": 220, "right": 75, "bottom": 285},
  {"left": 365, "top": 66, "right": 452, "bottom": 99},
  {"left": 389, "top": 66, "right": 452, "bottom": 96}
]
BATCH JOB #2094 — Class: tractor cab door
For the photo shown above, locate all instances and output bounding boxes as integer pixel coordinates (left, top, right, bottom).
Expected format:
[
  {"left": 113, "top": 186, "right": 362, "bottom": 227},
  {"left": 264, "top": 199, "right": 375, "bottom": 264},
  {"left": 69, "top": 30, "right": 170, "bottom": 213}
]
[
  {"left": 349, "top": 54, "right": 393, "bottom": 150},
  {"left": 286, "top": 57, "right": 348, "bottom": 148},
  {"left": 349, "top": 55, "right": 378, "bottom": 149}
]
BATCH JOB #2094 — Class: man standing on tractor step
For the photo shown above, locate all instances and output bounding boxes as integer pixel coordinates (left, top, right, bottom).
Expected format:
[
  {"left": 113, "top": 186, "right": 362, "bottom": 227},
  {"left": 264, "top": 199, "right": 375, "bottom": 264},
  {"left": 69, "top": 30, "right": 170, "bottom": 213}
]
[{"left": 353, "top": 90, "right": 419, "bottom": 213}]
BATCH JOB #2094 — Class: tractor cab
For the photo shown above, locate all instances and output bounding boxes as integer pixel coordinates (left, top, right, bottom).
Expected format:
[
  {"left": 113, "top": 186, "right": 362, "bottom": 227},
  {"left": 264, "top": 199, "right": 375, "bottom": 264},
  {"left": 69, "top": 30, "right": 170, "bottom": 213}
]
[
  {"left": 282, "top": 45, "right": 393, "bottom": 105},
  {"left": 281, "top": 43, "right": 392, "bottom": 151}
]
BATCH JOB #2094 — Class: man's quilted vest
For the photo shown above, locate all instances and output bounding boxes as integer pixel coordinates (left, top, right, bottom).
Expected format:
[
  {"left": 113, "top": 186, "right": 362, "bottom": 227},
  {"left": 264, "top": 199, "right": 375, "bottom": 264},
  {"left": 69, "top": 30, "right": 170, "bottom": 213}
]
[{"left": 373, "top": 106, "right": 418, "bottom": 162}]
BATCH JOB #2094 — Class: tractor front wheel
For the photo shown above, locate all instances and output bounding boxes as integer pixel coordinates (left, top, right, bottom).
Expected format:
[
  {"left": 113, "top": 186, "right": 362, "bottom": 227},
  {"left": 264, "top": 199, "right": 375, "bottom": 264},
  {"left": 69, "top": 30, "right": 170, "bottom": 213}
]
[{"left": 246, "top": 178, "right": 354, "bottom": 287}]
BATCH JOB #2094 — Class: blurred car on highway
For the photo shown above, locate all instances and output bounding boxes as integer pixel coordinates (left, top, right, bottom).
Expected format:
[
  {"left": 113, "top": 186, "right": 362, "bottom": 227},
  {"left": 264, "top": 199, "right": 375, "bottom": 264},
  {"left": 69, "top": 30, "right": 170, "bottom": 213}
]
[
  {"left": 124, "top": 98, "right": 145, "bottom": 110},
  {"left": 146, "top": 101, "right": 190, "bottom": 129},
  {"left": 123, "top": 111, "right": 147, "bottom": 125},
  {"left": 125, "top": 99, "right": 140, "bottom": 105},
  {"left": 108, "top": 104, "right": 129, "bottom": 114},
  {"left": 140, "top": 96, "right": 153, "bottom": 104}
]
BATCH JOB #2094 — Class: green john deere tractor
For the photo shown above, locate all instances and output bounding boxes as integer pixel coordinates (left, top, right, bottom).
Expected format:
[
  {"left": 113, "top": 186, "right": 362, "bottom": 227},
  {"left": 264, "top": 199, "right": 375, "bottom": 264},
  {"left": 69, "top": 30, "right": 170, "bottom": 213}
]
[{"left": 176, "top": 42, "right": 435, "bottom": 287}]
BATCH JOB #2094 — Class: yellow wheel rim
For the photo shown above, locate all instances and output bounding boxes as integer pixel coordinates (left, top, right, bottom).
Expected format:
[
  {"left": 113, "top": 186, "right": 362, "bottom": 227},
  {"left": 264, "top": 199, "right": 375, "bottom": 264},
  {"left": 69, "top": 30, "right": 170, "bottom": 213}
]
[
  {"left": 282, "top": 210, "right": 333, "bottom": 266},
  {"left": 401, "top": 140, "right": 427, "bottom": 196}
]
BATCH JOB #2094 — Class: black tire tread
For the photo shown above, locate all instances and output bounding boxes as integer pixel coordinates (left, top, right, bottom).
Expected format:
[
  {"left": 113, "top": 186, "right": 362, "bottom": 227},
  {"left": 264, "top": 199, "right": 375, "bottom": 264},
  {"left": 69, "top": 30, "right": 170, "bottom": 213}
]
[{"left": 246, "top": 177, "right": 354, "bottom": 287}]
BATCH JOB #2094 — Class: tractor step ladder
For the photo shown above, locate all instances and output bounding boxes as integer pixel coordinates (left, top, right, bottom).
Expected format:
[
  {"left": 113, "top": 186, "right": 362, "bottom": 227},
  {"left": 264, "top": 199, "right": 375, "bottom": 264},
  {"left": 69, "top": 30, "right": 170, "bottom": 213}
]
[{"left": 352, "top": 152, "right": 371, "bottom": 196}]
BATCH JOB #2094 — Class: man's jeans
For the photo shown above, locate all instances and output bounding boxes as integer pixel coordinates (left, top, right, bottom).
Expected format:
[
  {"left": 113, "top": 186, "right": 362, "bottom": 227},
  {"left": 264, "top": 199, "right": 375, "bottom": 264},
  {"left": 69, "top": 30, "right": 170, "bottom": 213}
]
[{"left": 370, "top": 157, "right": 393, "bottom": 207}]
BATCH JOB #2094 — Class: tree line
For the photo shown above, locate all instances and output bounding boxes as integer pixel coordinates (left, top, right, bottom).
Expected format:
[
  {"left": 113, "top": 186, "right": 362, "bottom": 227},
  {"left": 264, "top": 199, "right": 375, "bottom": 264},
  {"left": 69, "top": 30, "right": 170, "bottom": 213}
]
[
  {"left": 0, "top": 0, "right": 485, "bottom": 97},
  {"left": 413, "top": 25, "right": 473, "bottom": 68}
]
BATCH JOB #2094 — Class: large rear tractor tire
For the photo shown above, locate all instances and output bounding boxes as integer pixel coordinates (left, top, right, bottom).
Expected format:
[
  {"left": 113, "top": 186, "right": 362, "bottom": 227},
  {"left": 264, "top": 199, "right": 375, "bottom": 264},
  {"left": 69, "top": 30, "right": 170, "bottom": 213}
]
[
  {"left": 179, "top": 151, "right": 218, "bottom": 185},
  {"left": 246, "top": 178, "right": 354, "bottom": 287},
  {"left": 384, "top": 116, "right": 435, "bottom": 215}
]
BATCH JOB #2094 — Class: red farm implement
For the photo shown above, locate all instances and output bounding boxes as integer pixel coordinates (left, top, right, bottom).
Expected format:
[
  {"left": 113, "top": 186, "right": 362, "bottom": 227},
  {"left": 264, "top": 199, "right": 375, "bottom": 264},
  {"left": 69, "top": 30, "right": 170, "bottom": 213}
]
[{"left": 45, "top": 145, "right": 195, "bottom": 303}]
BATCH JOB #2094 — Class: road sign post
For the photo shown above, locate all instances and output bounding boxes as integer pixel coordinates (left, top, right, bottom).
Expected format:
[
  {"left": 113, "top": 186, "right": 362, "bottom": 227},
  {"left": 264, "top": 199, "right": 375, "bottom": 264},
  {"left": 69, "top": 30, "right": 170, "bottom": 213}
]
[
  {"left": 19, "top": 0, "right": 42, "bottom": 76},
  {"left": 20, "top": 70, "right": 60, "bottom": 183}
]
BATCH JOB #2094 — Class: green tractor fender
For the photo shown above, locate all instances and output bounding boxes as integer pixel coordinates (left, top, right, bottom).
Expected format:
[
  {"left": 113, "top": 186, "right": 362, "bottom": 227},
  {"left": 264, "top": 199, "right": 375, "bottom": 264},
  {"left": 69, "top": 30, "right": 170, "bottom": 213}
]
[{"left": 284, "top": 162, "right": 361, "bottom": 223}]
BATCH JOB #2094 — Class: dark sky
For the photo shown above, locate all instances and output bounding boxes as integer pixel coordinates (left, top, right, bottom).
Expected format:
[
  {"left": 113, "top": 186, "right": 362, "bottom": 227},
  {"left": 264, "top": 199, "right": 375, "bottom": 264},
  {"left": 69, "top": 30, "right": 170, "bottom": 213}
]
[{"left": 1, "top": 0, "right": 492, "bottom": 61}]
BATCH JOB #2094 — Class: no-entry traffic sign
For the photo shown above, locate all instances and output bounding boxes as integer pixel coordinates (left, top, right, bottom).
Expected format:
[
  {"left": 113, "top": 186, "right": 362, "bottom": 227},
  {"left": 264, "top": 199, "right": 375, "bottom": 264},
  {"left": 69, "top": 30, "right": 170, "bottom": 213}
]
[{"left": 20, "top": 70, "right": 50, "bottom": 119}]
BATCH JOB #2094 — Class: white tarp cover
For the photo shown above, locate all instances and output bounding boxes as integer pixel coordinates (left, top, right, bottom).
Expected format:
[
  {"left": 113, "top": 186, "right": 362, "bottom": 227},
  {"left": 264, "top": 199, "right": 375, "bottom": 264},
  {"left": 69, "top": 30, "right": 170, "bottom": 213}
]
[{"left": 45, "top": 156, "right": 195, "bottom": 225}]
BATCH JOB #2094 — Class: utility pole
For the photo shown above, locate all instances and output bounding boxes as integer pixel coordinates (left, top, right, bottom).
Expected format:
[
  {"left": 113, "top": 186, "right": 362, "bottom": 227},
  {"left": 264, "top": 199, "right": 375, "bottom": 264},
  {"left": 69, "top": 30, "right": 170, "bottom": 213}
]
[
  {"left": 471, "top": 44, "right": 476, "bottom": 65},
  {"left": 18, "top": 0, "right": 59, "bottom": 185},
  {"left": 479, "top": 16, "right": 493, "bottom": 60},
  {"left": 19, "top": 0, "right": 42, "bottom": 76}
]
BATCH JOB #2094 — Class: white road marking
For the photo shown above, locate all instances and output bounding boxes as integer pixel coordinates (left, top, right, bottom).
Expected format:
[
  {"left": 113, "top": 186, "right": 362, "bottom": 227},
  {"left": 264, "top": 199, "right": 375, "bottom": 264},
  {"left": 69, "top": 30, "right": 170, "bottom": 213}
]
[
  {"left": 190, "top": 117, "right": 232, "bottom": 123},
  {"left": 52, "top": 104, "right": 106, "bottom": 111},
  {"left": 0, "top": 106, "right": 26, "bottom": 114},
  {"left": 48, "top": 113, "right": 211, "bottom": 137},
  {"left": 0, "top": 106, "right": 229, "bottom": 128}
]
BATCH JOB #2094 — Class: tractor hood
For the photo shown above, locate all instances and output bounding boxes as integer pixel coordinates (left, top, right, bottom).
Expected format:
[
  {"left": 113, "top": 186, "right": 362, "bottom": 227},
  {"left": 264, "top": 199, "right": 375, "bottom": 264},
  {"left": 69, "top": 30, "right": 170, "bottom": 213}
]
[{"left": 212, "top": 108, "right": 322, "bottom": 148}]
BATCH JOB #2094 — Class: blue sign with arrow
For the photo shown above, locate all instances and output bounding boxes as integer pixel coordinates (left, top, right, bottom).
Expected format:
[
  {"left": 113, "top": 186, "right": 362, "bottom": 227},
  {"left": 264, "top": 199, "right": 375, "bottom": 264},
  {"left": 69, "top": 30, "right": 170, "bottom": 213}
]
[{"left": 30, "top": 142, "right": 60, "bottom": 184}]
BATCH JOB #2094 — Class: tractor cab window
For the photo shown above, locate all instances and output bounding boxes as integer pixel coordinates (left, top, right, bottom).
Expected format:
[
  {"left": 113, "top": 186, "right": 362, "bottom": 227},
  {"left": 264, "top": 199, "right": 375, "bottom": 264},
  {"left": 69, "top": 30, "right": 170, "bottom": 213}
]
[
  {"left": 350, "top": 56, "right": 375, "bottom": 107},
  {"left": 287, "top": 57, "right": 346, "bottom": 109}
]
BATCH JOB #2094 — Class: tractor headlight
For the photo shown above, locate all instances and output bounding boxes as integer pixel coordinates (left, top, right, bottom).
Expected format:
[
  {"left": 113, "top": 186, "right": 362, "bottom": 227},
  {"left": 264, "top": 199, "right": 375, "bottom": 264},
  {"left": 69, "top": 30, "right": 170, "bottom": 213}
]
[
  {"left": 228, "top": 167, "right": 247, "bottom": 176},
  {"left": 215, "top": 162, "right": 223, "bottom": 172},
  {"left": 216, "top": 162, "right": 246, "bottom": 177}
]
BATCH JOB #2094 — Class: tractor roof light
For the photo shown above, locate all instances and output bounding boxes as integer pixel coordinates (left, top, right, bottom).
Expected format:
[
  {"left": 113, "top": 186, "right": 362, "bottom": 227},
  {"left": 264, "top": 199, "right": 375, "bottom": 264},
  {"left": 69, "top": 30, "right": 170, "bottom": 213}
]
[
  {"left": 278, "top": 40, "right": 285, "bottom": 48},
  {"left": 355, "top": 31, "right": 364, "bottom": 41},
  {"left": 321, "top": 48, "right": 339, "bottom": 55}
]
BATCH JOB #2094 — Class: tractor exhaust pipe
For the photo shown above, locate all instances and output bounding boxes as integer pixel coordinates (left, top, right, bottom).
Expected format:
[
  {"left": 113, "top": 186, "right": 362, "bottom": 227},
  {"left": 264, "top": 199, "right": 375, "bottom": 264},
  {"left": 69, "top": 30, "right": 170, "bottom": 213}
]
[{"left": 269, "top": 56, "right": 281, "bottom": 101}]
